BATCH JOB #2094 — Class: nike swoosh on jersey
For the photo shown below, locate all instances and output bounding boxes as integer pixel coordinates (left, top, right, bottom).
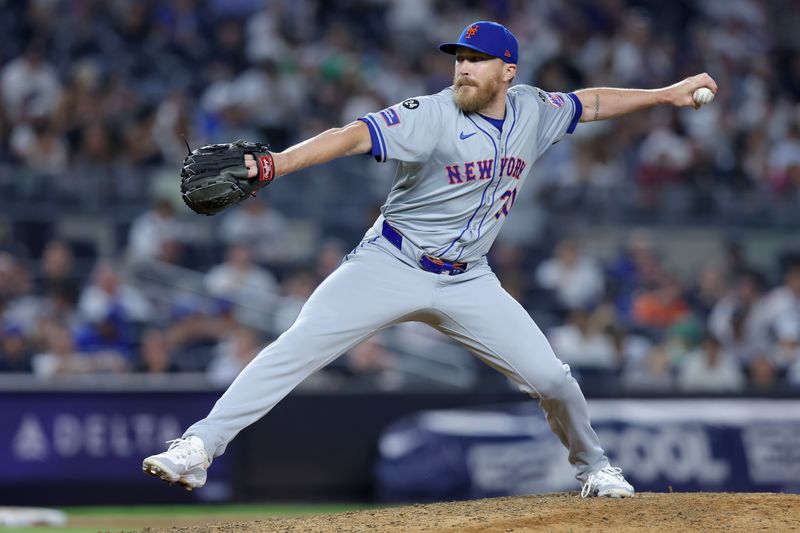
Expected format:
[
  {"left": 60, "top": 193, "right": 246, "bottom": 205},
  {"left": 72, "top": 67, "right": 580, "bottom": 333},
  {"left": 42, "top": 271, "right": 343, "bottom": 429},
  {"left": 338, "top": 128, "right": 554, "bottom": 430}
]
[{"left": 459, "top": 131, "right": 477, "bottom": 140}]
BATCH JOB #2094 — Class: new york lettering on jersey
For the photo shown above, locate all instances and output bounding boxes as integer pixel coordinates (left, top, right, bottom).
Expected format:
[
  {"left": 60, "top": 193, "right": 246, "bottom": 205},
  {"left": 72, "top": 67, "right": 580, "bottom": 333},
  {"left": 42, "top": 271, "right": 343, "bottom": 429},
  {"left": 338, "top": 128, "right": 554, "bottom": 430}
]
[{"left": 445, "top": 157, "right": 526, "bottom": 185}]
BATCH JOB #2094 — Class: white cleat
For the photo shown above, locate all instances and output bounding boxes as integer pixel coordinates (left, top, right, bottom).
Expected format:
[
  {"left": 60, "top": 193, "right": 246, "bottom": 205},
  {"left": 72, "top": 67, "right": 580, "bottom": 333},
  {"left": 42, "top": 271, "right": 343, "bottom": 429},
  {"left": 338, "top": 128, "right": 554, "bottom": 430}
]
[
  {"left": 580, "top": 466, "right": 635, "bottom": 498},
  {"left": 142, "top": 436, "right": 210, "bottom": 491}
]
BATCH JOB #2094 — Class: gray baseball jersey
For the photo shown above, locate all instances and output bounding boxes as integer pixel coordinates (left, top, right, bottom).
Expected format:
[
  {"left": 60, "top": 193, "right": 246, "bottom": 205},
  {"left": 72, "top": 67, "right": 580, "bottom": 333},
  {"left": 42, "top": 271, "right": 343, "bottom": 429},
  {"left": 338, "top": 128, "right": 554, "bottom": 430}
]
[
  {"left": 360, "top": 85, "right": 581, "bottom": 263},
  {"left": 178, "top": 84, "right": 612, "bottom": 486}
]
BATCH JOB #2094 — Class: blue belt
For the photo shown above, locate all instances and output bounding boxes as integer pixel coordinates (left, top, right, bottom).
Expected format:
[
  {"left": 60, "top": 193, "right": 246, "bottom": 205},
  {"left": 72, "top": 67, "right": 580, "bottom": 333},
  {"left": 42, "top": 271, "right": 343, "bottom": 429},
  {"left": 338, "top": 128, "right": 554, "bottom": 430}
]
[{"left": 381, "top": 221, "right": 468, "bottom": 276}]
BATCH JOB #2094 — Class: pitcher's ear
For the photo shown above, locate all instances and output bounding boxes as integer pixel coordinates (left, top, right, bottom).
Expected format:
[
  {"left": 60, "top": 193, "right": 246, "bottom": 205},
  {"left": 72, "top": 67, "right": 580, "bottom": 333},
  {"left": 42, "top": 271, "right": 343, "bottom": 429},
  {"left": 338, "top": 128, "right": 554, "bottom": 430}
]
[{"left": 504, "top": 63, "right": 517, "bottom": 82}]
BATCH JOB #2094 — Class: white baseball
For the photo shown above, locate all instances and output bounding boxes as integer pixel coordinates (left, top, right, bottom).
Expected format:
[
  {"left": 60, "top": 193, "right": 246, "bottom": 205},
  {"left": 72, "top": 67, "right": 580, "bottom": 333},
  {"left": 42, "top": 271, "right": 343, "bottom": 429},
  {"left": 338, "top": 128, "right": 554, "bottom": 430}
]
[{"left": 692, "top": 87, "right": 715, "bottom": 105}]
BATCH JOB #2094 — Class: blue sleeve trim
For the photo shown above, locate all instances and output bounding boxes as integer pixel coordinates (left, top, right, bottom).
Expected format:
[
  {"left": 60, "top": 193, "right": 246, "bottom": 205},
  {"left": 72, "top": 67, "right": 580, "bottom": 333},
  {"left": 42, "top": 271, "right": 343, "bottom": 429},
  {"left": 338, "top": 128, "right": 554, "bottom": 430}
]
[
  {"left": 369, "top": 115, "right": 388, "bottom": 162},
  {"left": 364, "top": 115, "right": 388, "bottom": 162},
  {"left": 566, "top": 93, "right": 582, "bottom": 134},
  {"left": 358, "top": 117, "right": 384, "bottom": 162}
]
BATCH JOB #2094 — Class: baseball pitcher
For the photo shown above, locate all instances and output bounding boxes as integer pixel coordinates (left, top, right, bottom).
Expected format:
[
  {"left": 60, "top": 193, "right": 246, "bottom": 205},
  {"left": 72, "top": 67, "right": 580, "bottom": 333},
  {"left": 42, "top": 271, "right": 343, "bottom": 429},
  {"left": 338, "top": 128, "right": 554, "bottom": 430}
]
[{"left": 145, "top": 21, "right": 717, "bottom": 498}]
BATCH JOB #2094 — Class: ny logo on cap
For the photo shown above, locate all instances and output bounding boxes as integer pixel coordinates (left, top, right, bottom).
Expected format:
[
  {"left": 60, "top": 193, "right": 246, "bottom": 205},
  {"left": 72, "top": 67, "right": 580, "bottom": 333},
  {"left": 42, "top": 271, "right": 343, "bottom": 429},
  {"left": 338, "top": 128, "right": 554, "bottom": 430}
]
[{"left": 466, "top": 24, "right": 479, "bottom": 38}]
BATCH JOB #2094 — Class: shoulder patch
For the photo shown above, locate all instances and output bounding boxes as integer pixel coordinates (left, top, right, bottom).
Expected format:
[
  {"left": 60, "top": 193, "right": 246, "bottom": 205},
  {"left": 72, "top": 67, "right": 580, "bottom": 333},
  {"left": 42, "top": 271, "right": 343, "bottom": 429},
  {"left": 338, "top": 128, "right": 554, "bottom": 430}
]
[
  {"left": 545, "top": 92, "right": 565, "bottom": 109},
  {"left": 402, "top": 99, "right": 420, "bottom": 110},
  {"left": 380, "top": 107, "right": 401, "bottom": 126}
]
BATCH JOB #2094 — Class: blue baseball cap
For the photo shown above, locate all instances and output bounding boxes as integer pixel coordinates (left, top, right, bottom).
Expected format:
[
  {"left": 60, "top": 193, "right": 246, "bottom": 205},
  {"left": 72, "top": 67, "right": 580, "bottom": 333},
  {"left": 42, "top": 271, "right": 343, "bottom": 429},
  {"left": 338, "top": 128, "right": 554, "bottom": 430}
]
[{"left": 439, "top": 21, "right": 519, "bottom": 64}]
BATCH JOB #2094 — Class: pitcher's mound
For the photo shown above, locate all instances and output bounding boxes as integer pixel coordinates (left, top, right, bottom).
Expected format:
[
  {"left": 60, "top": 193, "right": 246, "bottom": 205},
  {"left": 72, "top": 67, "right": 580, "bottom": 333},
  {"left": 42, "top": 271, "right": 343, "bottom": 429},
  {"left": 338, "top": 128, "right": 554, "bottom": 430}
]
[{"left": 148, "top": 492, "right": 799, "bottom": 532}]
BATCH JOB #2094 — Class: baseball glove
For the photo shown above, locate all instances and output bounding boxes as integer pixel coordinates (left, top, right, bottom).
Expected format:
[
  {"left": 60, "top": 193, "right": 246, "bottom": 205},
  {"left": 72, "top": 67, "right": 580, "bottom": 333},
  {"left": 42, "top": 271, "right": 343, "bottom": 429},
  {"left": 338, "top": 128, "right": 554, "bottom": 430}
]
[{"left": 180, "top": 140, "right": 275, "bottom": 216}]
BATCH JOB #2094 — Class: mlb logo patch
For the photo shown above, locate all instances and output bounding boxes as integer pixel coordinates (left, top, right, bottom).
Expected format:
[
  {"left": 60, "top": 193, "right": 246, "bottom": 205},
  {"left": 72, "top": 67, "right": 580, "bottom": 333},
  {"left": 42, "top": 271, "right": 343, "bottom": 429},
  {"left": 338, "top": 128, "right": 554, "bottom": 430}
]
[
  {"left": 380, "top": 107, "right": 401, "bottom": 126},
  {"left": 546, "top": 92, "right": 565, "bottom": 109}
]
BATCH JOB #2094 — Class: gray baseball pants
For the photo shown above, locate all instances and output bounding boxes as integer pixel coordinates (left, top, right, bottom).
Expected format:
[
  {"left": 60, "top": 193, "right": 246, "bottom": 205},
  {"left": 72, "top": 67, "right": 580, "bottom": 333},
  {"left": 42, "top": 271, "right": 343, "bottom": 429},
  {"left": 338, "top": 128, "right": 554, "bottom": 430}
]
[{"left": 184, "top": 227, "right": 610, "bottom": 481}]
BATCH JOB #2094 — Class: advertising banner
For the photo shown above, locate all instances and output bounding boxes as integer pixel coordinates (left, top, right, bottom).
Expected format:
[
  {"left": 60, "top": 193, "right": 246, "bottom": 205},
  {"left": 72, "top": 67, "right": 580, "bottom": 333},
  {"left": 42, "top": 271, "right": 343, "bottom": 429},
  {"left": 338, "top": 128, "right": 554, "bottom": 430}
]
[
  {"left": 0, "top": 391, "right": 228, "bottom": 491},
  {"left": 375, "top": 399, "right": 800, "bottom": 501}
]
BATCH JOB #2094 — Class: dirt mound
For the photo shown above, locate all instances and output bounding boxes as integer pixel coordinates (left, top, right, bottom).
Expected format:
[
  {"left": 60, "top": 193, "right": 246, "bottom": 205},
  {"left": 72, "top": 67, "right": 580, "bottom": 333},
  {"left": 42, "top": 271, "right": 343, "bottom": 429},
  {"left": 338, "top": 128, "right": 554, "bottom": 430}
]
[{"left": 143, "top": 492, "right": 799, "bottom": 533}]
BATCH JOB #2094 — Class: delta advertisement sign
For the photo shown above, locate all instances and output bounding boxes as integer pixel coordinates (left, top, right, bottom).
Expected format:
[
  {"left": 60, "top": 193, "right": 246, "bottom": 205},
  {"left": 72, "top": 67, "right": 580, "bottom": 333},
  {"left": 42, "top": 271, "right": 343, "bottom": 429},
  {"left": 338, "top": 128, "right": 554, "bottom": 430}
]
[{"left": 0, "top": 392, "right": 226, "bottom": 483}]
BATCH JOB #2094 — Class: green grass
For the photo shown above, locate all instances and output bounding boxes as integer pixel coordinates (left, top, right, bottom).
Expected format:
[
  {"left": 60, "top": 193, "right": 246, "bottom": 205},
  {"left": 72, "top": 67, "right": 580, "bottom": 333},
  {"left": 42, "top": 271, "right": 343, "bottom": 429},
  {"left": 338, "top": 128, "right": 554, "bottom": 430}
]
[
  {"left": 3, "top": 529, "right": 95, "bottom": 533},
  {"left": 3, "top": 503, "right": 376, "bottom": 533},
  {"left": 65, "top": 503, "right": 370, "bottom": 516}
]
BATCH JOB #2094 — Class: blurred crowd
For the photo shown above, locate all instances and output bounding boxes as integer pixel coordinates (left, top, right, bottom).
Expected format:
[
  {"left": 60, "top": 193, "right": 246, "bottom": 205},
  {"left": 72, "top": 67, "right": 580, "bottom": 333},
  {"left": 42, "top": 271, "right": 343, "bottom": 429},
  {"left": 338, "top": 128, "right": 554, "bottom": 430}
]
[
  {"left": 0, "top": 0, "right": 799, "bottom": 393},
  {"left": 2, "top": 221, "right": 800, "bottom": 393},
  {"left": 1, "top": 0, "right": 799, "bottom": 219}
]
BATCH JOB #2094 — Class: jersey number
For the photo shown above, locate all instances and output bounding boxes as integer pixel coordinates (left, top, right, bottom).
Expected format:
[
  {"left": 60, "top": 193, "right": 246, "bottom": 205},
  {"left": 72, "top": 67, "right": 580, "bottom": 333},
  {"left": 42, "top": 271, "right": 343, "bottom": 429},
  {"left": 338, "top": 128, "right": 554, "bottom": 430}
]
[{"left": 494, "top": 187, "right": 517, "bottom": 219}]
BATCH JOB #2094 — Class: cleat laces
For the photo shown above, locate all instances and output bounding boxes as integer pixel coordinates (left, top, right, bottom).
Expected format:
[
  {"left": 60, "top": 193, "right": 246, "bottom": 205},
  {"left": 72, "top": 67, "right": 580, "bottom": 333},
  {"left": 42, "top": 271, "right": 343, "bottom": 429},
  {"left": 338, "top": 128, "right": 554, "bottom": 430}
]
[
  {"left": 163, "top": 437, "right": 210, "bottom": 468},
  {"left": 165, "top": 438, "right": 194, "bottom": 460},
  {"left": 581, "top": 466, "right": 625, "bottom": 498}
]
